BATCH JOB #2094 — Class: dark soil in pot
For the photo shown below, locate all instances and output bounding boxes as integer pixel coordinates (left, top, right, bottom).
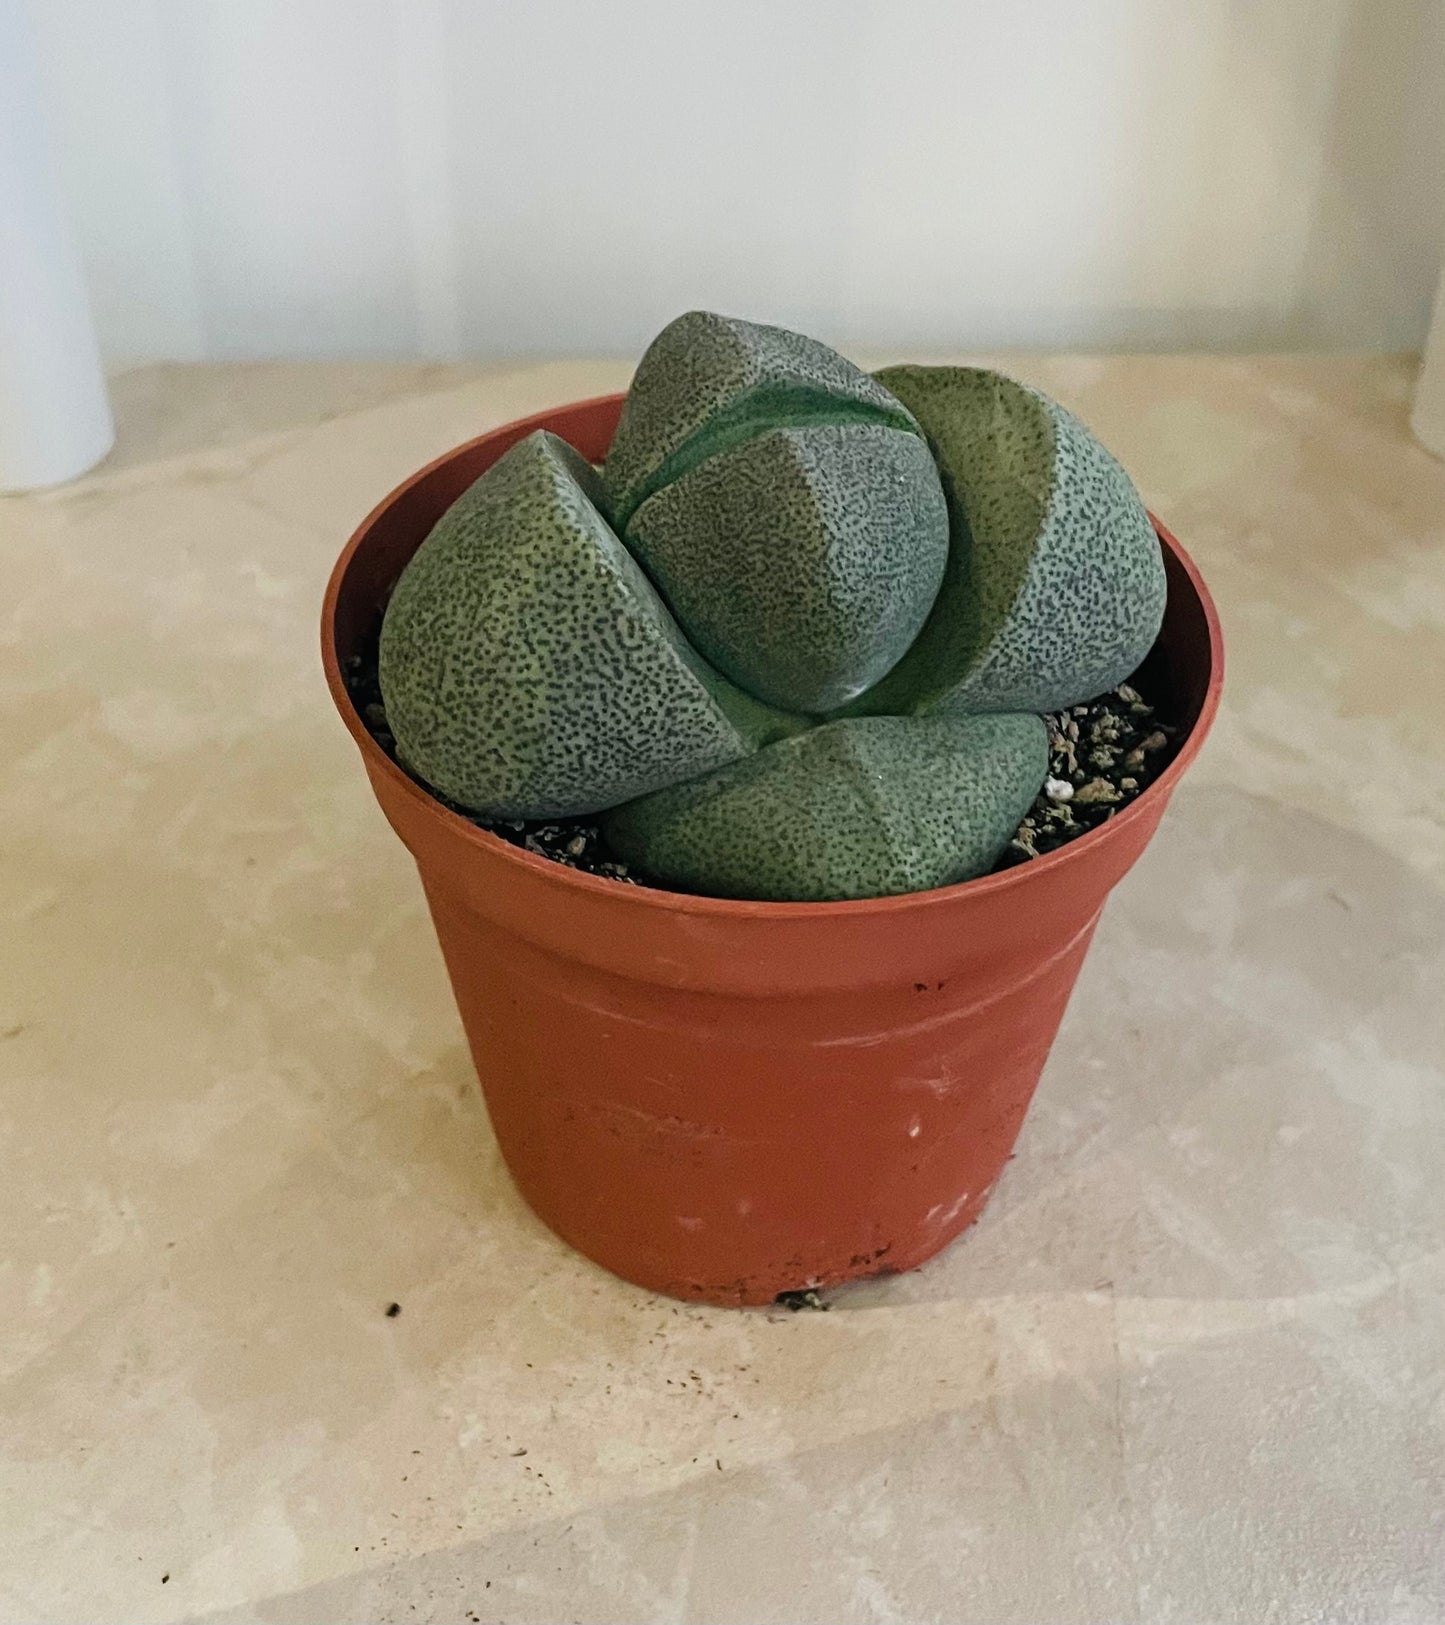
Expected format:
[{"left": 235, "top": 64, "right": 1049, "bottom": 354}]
[{"left": 342, "top": 616, "right": 1181, "bottom": 892}]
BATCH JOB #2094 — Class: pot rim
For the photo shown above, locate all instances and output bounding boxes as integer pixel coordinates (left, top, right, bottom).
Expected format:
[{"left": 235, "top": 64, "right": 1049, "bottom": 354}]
[{"left": 322, "top": 392, "right": 1224, "bottom": 921}]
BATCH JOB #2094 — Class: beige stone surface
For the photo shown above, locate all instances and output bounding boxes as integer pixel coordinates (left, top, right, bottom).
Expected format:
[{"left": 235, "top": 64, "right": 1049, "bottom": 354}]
[{"left": 2, "top": 355, "right": 1442, "bottom": 1625}]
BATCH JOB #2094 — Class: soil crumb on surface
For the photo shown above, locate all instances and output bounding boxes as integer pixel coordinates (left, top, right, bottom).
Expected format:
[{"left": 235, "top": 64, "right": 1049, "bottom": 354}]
[{"left": 774, "top": 1288, "right": 830, "bottom": 1312}]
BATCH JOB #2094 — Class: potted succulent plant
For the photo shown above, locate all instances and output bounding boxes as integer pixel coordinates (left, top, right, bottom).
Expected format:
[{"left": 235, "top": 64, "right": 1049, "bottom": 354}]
[{"left": 322, "top": 313, "right": 1222, "bottom": 1306}]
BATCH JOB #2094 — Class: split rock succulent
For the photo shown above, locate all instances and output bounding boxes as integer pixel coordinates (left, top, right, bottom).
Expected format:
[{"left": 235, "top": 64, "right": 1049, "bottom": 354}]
[{"left": 378, "top": 312, "right": 1167, "bottom": 900}]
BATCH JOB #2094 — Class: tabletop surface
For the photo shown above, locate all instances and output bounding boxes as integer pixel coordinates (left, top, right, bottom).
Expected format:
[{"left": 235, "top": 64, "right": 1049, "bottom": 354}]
[{"left": 3, "top": 354, "right": 1442, "bottom": 1625}]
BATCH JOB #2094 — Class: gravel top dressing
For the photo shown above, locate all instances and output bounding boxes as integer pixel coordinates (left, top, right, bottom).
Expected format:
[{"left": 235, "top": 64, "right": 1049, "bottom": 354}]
[{"left": 995, "top": 682, "right": 1179, "bottom": 869}]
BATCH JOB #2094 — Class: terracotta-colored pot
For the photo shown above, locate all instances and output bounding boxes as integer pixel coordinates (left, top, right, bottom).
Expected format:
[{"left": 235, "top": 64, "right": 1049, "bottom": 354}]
[{"left": 322, "top": 394, "right": 1223, "bottom": 1306}]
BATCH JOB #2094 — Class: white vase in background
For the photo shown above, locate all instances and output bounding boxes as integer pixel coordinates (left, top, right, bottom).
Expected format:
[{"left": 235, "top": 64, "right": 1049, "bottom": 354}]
[
  {"left": 1413, "top": 268, "right": 1445, "bottom": 461},
  {"left": 0, "top": 0, "right": 114, "bottom": 492}
]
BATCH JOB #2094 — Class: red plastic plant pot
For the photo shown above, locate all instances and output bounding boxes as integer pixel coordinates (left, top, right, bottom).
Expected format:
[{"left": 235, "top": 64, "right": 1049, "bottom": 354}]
[{"left": 322, "top": 395, "right": 1224, "bottom": 1307}]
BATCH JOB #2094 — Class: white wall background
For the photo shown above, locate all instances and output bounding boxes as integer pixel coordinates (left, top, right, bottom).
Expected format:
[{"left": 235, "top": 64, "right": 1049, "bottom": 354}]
[{"left": 26, "top": 0, "right": 1445, "bottom": 364}]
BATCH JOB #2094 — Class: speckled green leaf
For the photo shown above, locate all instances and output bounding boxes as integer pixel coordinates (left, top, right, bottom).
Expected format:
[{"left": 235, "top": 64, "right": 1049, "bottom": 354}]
[
  {"left": 603, "top": 713, "right": 1048, "bottom": 902},
  {"left": 378, "top": 431, "right": 800, "bottom": 819},
  {"left": 625, "top": 421, "right": 948, "bottom": 713},
  {"left": 847, "top": 367, "right": 1167, "bottom": 717},
  {"left": 603, "top": 310, "right": 919, "bottom": 530}
]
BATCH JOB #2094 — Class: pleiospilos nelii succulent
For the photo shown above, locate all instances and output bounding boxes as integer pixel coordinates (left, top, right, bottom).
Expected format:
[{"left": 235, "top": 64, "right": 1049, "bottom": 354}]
[{"left": 378, "top": 311, "right": 1168, "bottom": 902}]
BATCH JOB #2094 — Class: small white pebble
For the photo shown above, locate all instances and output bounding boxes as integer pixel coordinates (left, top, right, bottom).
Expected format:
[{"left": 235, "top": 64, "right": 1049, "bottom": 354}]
[{"left": 1045, "top": 777, "right": 1074, "bottom": 801}]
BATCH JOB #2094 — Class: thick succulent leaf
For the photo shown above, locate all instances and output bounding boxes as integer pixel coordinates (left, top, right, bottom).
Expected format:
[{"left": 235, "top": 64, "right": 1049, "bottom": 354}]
[
  {"left": 603, "top": 310, "right": 918, "bottom": 529},
  {"left": 626, "top": 422, "right": 948, "bottom": 713},
  {"left": 848, "top": 367, "right": 1167, "bottom": 717},
  {"left": 603, "top": 714, "right": 1047, "bottom": 903},
  {"left": 378, "top": 431, "right": 800, "bottom": 819}
]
